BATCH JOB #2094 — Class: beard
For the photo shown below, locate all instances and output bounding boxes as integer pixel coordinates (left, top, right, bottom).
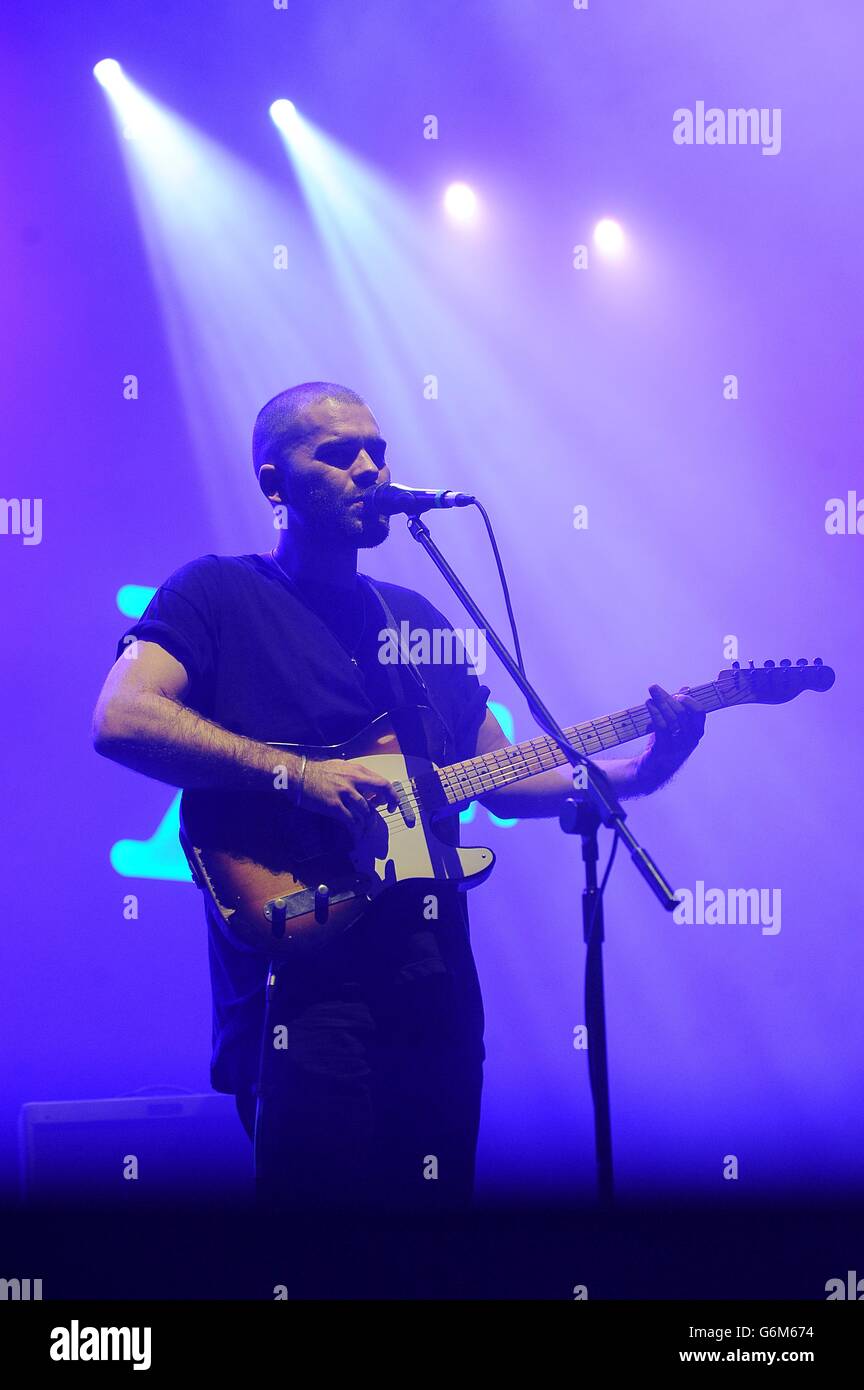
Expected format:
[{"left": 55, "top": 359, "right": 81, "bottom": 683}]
[
  {"left": 286, "top": 479, "right": 390, "bottom": 549},
  {"left": 355, "top": 512, "right": 390, "bottom": 549},
  {"left": 357, "top": 517, "right": 390, "bottom": 549}
]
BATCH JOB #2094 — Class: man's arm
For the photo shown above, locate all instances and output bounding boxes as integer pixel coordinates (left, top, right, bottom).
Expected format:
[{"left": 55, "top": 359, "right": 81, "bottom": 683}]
[
  {"left": 92, "top": 640, "right": 398, "bottom": 832},
  {"left": 474, "top": 685, "right": 706, "bottom": 819},
  {"left": 92, "top": 640, "right": 299, "bottom": 790}
]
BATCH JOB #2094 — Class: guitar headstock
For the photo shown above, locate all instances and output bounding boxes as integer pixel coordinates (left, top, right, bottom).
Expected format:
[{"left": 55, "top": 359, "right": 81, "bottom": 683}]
[{"left": 715, "top": 658, "right": 835, "bottom": 707}]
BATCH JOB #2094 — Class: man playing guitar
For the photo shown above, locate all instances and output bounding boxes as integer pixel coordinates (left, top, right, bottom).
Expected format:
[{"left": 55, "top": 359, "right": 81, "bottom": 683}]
[{"left": 92, "top": 382, "right": 705, "bottom": 1210}]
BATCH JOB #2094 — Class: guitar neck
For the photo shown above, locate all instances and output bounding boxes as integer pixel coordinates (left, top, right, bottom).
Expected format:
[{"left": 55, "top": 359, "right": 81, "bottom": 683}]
[{"left": 436, "top": 680, "right": 727, "bottom": 808}]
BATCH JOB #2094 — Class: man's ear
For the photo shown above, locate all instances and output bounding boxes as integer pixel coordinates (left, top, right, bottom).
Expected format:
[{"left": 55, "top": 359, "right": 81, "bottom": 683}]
[{"left": 257, "top": 460, "right": 284, "bottom": 505}]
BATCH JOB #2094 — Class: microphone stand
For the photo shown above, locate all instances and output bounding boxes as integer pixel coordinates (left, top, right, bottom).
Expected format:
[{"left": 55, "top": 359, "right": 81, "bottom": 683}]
[{"left": 406, "top": 514, "right": 678, "bottom": 1207}]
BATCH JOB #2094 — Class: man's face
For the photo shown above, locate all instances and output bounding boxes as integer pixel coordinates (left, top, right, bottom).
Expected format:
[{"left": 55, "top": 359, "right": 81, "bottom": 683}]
[{"left": 266, "top": 397, "right": 391, "bottom": 548}]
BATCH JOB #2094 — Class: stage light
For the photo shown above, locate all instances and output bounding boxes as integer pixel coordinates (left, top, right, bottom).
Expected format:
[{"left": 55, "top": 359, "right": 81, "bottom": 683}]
[
  {"left": 593, "top": 217, "right": 626, "bottom": 257},
  {"left": 93, "top": 58, "right": 124, "bottom": 90},
  {"left": 443, "top": 182, "right": 478, "bottom": 223},
  {"left": 269, "top": 99, "right": 298, "bottom": 133},
  {"left": 96, "top": 78, "right": 328, "bottom": 538},
  {"left": 93, "top": 59, "right": 158, "bottom": 142}
]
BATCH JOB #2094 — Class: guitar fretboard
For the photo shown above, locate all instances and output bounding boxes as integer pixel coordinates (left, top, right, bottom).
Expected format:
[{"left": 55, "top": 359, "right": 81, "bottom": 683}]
[{"left": 434, "top": 680, "right": 726, "bottom": 808}]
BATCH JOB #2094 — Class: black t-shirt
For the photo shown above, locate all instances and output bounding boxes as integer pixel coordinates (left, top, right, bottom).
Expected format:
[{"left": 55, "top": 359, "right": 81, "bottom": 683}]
[{"left": 115, "top": 553, "right": 491, "bottom": 1093}]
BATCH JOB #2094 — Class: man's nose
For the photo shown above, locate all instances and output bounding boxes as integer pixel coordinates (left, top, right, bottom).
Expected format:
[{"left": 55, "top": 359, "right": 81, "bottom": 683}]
[{"left": 354, "top": 451, "right": 389, "bottom": 484}]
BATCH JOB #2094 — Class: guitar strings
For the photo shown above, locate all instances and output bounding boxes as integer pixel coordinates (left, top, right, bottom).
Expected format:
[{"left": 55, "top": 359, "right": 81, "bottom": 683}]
[
  {"left": 327, "top": 668, "right": 804, "bottom": 838},
  {"left": 371, "top": 683, "right": 724, "bottom": 831}
]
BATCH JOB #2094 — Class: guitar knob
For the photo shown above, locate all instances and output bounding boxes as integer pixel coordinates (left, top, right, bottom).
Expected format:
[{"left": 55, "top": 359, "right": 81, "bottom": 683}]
[
  {"left": 270, "top": 898, "right": 287, "bottom": 940},
  {"left": 764, "top": 660, "right": 775, "bottom": 669},
  {"left": 315, "top": 884, "right": 330, "bottom": 925},
  {"left": 780, "top": 658, "right": 791, "bottom": 667},
  {"left": 732, "top": 660, "right": 741, "bottom": 670},
  {"left": 814, "top": 657, "right": 824, "bottom": 666},
  {"left": 796, "top": 658, "right": 808, "bottom": 667}
]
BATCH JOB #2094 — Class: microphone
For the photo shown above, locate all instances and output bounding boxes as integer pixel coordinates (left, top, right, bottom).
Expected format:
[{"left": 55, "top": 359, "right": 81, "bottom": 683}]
[{"left": 363, "top": 482, "right": 476, "bottom": 517}]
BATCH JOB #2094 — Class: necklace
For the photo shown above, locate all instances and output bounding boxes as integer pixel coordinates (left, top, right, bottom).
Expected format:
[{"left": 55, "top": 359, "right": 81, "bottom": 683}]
[{"left": 269, "top": 549, "right": 370, "bottom": 667}]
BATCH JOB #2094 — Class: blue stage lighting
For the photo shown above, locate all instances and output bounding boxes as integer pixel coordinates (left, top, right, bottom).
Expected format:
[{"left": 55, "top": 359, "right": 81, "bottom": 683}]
[
  {"left": 593, "top": 217, "right": 626, "bottom": 257},
  {"left": 93, "top": 58, "right": 124, "bottom": 90},
  {"left": 443, "top": 182, "right": 478, "bottom": 222},
  {"left": 269, "top": 99, "right": 298, "bottom": 133}
]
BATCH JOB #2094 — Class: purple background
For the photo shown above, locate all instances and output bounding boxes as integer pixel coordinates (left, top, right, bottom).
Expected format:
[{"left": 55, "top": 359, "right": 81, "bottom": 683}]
[{"left": 2, "top": 0, "right": 862, "bottom": 1202}]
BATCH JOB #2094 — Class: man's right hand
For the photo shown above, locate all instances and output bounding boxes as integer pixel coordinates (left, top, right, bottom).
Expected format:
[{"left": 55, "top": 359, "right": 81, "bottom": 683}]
[{"left": 300, "top": 758, "right": 399, "bottom": 836}]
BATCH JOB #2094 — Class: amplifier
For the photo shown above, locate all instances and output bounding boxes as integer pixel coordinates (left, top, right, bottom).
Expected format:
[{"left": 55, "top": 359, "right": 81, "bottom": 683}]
[{"left": 19, "top": 1093, "right": 252, "bottom": 1202}]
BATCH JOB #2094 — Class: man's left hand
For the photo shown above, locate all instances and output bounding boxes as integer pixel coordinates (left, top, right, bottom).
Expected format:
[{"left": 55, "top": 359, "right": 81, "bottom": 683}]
[{"left": 634, "top": 684, "right": 706, "bottom": 793}]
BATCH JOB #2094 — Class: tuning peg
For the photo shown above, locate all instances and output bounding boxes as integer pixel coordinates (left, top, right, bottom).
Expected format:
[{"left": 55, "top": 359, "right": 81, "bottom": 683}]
[
  {"left": 796, "top": 658, "right": 807, "bottom": 667},
  {"left": 780, "top": 658, "right": 791, "bottom": 667}
]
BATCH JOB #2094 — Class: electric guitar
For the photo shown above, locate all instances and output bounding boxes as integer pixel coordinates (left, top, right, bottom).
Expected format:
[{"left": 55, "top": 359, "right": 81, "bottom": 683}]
[{"left": 179, "top": 659, "right": 834, "bottom": 957}]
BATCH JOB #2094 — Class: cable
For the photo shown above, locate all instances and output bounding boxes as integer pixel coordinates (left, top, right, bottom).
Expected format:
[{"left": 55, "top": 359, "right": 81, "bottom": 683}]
[
  {"left": 585, "top": 829, "right": 620, "bottom": 1122},
  {"left": 472, "top": 500, "right": 525, "bottom": 676},
  {"left": 587, "top": 828, "right": 620, "bottom": 946}
]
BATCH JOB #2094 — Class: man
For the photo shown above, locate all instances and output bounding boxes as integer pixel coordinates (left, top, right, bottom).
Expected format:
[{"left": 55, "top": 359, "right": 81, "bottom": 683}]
[{"left": 92, "top": 382, "right": 704, "bottom": 1212}]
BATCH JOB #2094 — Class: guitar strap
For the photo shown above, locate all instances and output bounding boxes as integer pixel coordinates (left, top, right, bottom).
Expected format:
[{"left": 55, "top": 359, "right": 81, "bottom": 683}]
[{"left": 362, "top": 575, "right": 453, "bottom": 764}]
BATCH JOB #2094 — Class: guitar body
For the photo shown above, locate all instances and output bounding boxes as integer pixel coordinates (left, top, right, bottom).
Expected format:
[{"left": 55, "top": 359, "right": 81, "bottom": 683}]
[{"left": 179, "top": 706, "right": 496, "bottom": 957}]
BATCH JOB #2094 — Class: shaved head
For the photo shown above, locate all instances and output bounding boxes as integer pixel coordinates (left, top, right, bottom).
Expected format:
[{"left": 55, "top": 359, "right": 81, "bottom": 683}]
[{"left": 252, "top": 382, "right": 367, "bottom": 477}]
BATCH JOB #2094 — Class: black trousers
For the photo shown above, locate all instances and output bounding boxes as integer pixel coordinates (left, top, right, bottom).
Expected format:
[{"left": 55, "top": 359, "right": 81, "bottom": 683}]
[{"left": 235, "top": 961, "right": 484, "bottom": 1214}]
